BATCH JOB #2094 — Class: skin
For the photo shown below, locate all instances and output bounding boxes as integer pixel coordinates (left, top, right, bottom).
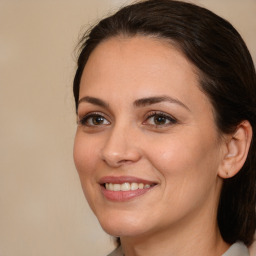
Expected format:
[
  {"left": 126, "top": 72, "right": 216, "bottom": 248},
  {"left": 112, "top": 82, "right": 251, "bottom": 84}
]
[{"left": 73, "top": 36, "right": 231, "bottom": 256}]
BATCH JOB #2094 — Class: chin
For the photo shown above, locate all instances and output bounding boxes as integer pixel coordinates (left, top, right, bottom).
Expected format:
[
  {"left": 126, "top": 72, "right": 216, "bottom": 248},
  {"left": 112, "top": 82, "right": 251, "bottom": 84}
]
[{"left": 97, "top": 211, "right": 148, "bottom": 237}]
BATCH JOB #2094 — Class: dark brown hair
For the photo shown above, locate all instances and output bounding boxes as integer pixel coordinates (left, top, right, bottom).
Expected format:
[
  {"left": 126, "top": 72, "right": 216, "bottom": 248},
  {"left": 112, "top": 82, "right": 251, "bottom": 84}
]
[{"left": 73, "top": 0, "right": 256, "bottom": 246}]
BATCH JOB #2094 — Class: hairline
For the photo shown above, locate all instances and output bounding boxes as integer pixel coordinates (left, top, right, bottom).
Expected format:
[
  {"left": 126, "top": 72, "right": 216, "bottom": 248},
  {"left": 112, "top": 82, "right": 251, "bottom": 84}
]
[{"left": 81, "top": 32, "right": 223, "bottom": 137}]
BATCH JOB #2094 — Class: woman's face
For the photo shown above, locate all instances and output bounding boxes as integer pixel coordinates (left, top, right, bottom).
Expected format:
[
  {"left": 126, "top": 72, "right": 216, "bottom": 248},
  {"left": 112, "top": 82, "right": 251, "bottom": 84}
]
[{"left": 74, "top": 36, "right": 225, "bottom": 238}]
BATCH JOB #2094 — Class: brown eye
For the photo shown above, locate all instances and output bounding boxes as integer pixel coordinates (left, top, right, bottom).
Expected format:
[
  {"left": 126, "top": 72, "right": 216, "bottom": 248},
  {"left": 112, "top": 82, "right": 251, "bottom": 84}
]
[
  {"left": 145, "top": 112, "right": 177, "bottom": 127},
  {"left": 79, "top": 114, "right": 110, "bottom": 126},
  {"left": 92, "top": 116, "right": 105, "bottom": 125},
  {"left": 154, "top": 115, "right": 168, "bottom": 125}
]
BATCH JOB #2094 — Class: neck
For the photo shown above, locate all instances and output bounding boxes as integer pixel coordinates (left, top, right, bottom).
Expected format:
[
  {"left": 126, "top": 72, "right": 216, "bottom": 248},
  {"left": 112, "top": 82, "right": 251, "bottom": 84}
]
[
  {"left": 121, "top": 226, "right": 229, "bottom": 256},
  {"left": 120, "top": 197, "right": 229, "bottom": 256}
]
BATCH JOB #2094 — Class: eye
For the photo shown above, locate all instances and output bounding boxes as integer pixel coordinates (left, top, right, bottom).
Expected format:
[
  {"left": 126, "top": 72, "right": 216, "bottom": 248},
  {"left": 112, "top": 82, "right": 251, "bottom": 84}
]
[
  {"left": 144, "top": 112, "right": 177, "bottom": 127},
  {"left": 78, "top": 113, "right": 110, "bottom": 127}
]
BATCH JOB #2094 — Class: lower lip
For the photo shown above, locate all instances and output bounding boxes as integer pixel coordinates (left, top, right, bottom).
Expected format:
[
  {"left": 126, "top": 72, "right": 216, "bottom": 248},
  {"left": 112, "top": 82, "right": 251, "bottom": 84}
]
[{"left": 101, "top": 186, "right": 154, "bottom": 202}]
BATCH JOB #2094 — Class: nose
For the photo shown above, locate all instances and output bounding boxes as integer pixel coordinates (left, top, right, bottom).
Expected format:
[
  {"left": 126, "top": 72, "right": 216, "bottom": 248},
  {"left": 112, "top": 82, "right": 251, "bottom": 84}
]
[{"left": 100, "top": 124, "right": 142, "bottom": 167}]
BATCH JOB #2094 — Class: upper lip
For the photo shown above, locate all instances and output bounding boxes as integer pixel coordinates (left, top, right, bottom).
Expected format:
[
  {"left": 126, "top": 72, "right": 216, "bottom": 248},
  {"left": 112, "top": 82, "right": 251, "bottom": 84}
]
[{"left": 98, "top": 176, "right": 157, "bottom": 185}]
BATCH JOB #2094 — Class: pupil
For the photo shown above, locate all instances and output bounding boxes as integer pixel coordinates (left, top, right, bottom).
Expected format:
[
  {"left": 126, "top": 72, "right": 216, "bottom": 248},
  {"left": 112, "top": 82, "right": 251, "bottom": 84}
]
[
  {"left": 93, "top": 116, "right": 104, "bottom": 125},
  {"left": 154, "top": 115, "right": 166, "bottom": 125}
]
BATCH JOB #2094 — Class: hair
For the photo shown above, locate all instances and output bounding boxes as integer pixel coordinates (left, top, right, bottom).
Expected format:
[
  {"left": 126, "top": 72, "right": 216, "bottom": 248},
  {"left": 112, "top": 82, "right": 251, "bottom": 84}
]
[{"left": 73, "top": 0, "right": 256, "bottom": 246}]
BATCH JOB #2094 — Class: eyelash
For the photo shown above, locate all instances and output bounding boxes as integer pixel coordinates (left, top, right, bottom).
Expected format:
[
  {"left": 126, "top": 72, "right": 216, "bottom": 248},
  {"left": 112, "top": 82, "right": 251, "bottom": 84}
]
[
  {"left": 143, "top": 111, "right": 177, "bottom": 128},
  {"left": 78, "top": 111, "right": 177, "bottom": 128},
  {"left": 78, "top": 112, "right": 110, "bottom": 127}
]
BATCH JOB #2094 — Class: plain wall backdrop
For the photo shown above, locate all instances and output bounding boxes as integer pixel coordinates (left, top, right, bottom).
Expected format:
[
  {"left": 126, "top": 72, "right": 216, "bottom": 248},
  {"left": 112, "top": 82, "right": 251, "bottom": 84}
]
[{"left": 0, "top": 0, "right": 255, "bottom": 255}]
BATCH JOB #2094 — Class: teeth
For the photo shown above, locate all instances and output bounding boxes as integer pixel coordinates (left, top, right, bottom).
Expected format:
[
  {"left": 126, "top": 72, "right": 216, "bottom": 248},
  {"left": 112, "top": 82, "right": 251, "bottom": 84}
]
[
  {"left": 131, "top": 182, "right": 139, "bottom": 190},
  {"left": 105, "top": 182, "right": 153, "bottom": 191},
  {"left": 139, "top": 183, "right": 144, "bottom": 189},
  {"left": 121, "top": 182, "right": 130, "bottom": 191},
  {"left": 113, "top": 184, "right": 121, "bottom": 191},
  {"left": 109, "top": 183, "right": 114, "bottom": 190}
]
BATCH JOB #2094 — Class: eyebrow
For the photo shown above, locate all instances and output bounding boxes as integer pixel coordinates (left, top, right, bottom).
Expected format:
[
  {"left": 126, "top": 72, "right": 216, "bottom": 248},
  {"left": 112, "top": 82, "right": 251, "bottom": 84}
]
[
  {"left": 134, "top": 96, "right": 190, "bottom": 111},
  {"left": 78, "top": 96, "right": 109, "bottom": 108},
  {"left": 78, "top": 95, "right": 190, "bottom": 111}
]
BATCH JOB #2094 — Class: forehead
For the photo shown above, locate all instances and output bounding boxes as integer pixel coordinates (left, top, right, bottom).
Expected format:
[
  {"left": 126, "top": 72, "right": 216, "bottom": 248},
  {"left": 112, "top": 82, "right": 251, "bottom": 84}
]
[
  {"left": 83, "top": 35, "right": 197, "bottom": 78},
  {"left": 79, "top": 36, "right": 210, "bottom": 112}
]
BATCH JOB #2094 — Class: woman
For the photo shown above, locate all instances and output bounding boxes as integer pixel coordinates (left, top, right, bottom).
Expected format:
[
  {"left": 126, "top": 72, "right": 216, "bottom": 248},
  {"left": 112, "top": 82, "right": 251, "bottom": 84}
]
[{"left": 73, "top": 0, "right": 256, "bottom": 255}]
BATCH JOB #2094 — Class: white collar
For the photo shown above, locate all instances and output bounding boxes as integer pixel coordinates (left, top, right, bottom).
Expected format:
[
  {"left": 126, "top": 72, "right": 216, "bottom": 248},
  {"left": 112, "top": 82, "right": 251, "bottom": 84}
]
[{"left": 222, "top": 242, "right": 249, "bottom": 256}]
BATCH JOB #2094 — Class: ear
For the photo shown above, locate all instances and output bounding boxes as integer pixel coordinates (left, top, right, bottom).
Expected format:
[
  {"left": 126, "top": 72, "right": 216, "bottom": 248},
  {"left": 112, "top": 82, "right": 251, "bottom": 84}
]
[{"left": 218, "top": 120, "right": 252, "bottom": 179}]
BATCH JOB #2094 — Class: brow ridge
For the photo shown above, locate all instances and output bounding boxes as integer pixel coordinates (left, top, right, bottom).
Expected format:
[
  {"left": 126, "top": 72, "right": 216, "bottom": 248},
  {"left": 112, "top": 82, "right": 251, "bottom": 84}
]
[
  {"left": 78, "top": 96, "right": 109, "bottom": 108},
  {"left": 134, "top": 96, "right": 190, "bottom": 111},
  {"left": 78, "top": 95, "right": 190, "bottom": 111}
]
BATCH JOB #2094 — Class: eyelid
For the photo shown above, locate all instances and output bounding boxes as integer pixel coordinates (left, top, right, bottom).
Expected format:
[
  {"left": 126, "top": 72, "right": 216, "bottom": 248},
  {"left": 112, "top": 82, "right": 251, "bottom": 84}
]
[
  {"left": 143, "top": 111, "right": 178, "bottom": 127},
  {"left": 77, "top": 111, "right": 111, "bottom": 126}
]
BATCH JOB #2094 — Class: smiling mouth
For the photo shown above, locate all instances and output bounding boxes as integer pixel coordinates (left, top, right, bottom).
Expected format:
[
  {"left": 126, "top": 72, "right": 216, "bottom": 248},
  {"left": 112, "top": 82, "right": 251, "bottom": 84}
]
[
  {"left": 99, "top": 176, "right": 157, "bottom": 201},
  {"left": 104, "top": 182, "right": 154, "bottom": 191}
]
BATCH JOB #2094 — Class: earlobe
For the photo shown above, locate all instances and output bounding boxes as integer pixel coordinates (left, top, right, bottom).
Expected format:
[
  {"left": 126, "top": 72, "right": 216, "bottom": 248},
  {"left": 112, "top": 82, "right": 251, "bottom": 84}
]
[{"left": 218, "top": 120, "right": 252, "bottom": 179}]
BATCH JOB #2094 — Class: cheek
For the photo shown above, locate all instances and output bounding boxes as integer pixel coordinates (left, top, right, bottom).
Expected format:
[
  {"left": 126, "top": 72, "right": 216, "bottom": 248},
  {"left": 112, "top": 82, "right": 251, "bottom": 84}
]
[
  {"left": 73, "top": 132, "right": 103, "bottom": 212},
  {"left": 145, "top": 131, "right": 221, "bottom": 193},
  {"left": 145, "top": 135, "right": 221, "bottom": 222},
  {"left": 73, "top": 132, "right": 99, "bottom": 178}
]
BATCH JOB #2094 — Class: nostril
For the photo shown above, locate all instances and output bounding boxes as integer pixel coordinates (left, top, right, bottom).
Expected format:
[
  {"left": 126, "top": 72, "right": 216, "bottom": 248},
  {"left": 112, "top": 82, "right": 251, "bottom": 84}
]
[
  {"left": 100, "top": 130, "right": 142, "bottom": 166},
  {"left": 118, "top": 159, "right": 132, "bottom": 164},
  {"left": 101, "top": 147, "right": 141, "bottom": 166}
]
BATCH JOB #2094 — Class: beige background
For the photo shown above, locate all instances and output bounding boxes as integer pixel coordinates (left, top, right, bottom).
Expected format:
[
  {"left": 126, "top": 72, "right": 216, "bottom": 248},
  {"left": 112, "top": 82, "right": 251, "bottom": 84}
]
[{"left": 0, "top": 0, "right": 255, "bottom": 256}]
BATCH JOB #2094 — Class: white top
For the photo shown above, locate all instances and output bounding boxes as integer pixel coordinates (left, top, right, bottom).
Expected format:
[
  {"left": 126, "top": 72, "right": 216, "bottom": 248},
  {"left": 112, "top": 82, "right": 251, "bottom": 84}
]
[
  {"left": 107, "top": 242, "right": 249, "bottom": 256},
  {"left": 223, "top": 242, "right": 249, "bottom": 256}
]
